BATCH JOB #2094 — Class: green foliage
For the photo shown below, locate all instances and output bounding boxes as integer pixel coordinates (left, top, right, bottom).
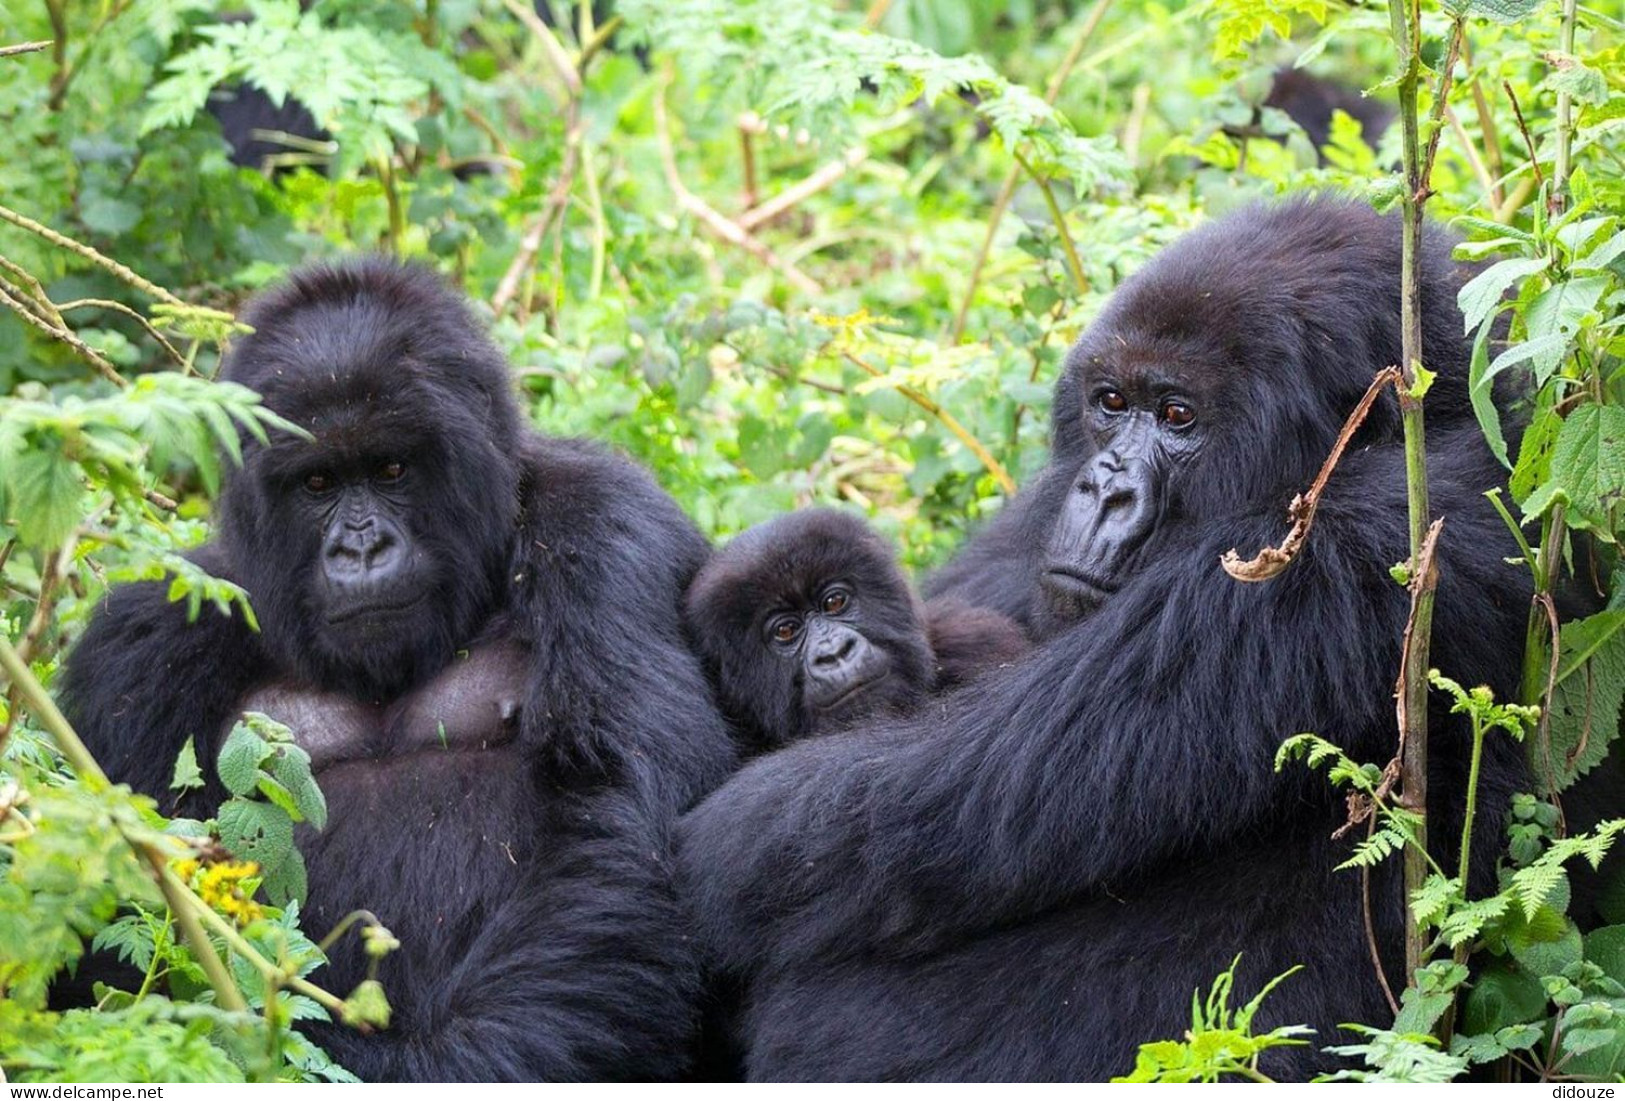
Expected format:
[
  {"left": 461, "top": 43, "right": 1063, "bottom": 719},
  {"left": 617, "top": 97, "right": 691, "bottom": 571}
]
[
  {"left": 0, "top": 0, "right": 1621, "bottom": 1083},
  {"left": 1114, "top": 957, "right": 1312, "bottom": 1082}
]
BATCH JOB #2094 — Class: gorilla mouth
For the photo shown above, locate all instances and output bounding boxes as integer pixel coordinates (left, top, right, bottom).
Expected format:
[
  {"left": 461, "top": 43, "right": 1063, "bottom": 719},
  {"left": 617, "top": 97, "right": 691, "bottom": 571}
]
[
  {"left": 325, "top": 593, "right": 428, "bottom": 626},
  {"left": 815, "top": 672, "right": 890, "bottom": 713},
  {"left": 1042, "top": 567, "right": 1118, "bottom": 603}
]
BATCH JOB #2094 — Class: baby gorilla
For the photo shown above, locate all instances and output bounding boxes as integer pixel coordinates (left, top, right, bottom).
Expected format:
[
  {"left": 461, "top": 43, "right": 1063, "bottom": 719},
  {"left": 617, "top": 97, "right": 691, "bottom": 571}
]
[{"left": 685, "top": 509, "right": 1027, "bottom": 750}]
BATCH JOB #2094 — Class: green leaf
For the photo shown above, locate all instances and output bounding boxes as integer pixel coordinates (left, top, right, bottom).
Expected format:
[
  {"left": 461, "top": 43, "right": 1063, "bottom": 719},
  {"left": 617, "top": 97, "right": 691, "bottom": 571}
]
[
  {"left": 1545, "top": 609, "right": 1625, "bottom": 788},
  {"left": 1509, "top": 909, "right": 1584, "bottom": 977},
  {"left": 1461, "top": 963, "right": 1548, "bottom": 1035},
  {"left": 7, "top": 444, "right": 85, "bottom": 551},
  {"left": 170, "top": 737, "right": 204, "bottom": 793},
  {"left": 1521, "top": 405, "right": 1625, "bottom": 538},
  {"left": 215, "top": 798, "right": 294, "bottom": 878},
  {"left": 216, "top": 722, "right": 270, "bottom": 798},
  {"left": 1458, "top": 256, "right": 1546, "bottom": 335},
  {"left": 267, "top": 745, "right": 327, "bottom": 832},
  {"left": 1441, "top": 0, "right": 1538, "bottom": 19},
  {"left": 1586, "top": 925, "right": 1625, "bottom": 986}
]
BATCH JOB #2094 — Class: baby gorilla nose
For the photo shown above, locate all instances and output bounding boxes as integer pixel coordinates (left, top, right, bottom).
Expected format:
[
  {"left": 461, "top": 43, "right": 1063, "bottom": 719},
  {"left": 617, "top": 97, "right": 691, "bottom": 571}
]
[{"left": 805, "top": 621, "right": 890, "bottom": 712}]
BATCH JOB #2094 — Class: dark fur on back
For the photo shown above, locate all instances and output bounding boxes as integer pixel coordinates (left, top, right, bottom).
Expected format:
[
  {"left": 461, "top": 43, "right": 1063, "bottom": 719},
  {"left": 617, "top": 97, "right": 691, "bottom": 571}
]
[
  {"left": 677, "top": 198, "right": 1530, "bottom": 1080},
  {"left": 685, "top": 509, "right": 935, "bottom": 749},
  {"left": 62, "top": 258, "right": 735, "bottom": 1080}
]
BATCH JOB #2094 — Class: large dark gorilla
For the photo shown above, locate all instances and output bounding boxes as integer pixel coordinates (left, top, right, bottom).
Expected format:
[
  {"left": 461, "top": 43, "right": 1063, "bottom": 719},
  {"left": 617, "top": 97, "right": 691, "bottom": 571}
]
[
  {"left": 63, "top": 260, "right": 735, "bottom": 1080},
  {"left": 678, "top": 198, "right": 1531, "bottom": 1081}
]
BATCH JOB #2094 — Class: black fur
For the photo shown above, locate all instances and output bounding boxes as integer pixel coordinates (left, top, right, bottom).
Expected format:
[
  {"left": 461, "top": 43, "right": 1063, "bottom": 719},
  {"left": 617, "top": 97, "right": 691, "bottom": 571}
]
[
  {"left": 62, "top": 259, "right": 735, "bottom": 1081},
  {"left": 677, "top": 198, "right": 1530, "bottom": 1081},
  {"left": 685, "top": 510, "right": 936, "bottom": 749}
]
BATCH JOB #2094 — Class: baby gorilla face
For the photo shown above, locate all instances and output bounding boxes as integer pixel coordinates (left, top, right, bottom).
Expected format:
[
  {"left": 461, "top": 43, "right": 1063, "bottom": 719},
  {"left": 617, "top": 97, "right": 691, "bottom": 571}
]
[
  {"left": 763, "top": 582, "right": 900, "bottom": 722},
  {"left": 686, "top": 510, "right": 936, "bottom": 749}
]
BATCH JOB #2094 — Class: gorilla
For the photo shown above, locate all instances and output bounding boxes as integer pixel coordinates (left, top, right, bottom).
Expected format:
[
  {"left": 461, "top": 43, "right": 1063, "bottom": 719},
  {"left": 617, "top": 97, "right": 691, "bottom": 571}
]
[
  {"left": 62, "top": 259, "right": 735, "bottom": 1081},
  {"left": 683, "top": 509, "right": 1028, "bottom": 750},
  {"left": 1263, "top": 69, "right": 1394, "bottom": 155},
  {"left": 678, "top": 197, "right": 1531, "bottom": 1081}
]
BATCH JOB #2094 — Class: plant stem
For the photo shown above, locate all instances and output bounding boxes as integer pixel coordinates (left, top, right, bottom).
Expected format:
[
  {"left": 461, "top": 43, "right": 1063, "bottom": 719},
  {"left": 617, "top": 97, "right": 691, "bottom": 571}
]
[
  {"left": 1013, "top": 152, "right": 1088, "bottom": 296},
  {"left": 0, "top": 635, "right": 248, "bottom": 1013},
  {"left": 1388, "top": 0, "right": 1438, "bottom": 986},
  {"left": 1458, "top": 715, "right": 1487, "bottom": 889},
  {"left": 1551, "top": 0, "right": 1579, "bottom": 216},
  {"left": 949, "top": 0, "right": 1113, "bottom": 343}
]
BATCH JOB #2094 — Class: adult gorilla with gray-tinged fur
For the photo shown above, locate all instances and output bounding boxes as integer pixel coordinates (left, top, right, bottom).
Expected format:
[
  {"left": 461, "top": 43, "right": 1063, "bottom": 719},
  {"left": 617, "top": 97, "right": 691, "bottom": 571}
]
[
  {"left": 678, "top": 198, "right": 1530, "bottom": 1081},
  {"left": 684, "top": 509, "right": 1028, "bottom": 751},
  {"left": 63, "top": 260, "right": 735, "bottom": 1081}
]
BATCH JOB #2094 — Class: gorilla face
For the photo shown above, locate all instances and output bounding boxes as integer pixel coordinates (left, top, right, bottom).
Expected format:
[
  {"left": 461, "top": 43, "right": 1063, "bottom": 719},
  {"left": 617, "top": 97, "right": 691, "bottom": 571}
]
[
  {"left": 1039, "top": 346, "right": 1215, "bottom": 619},
  {"left": 686, "top": 510, "right": 935, "bottom": 748},
  {"left": 217, "top": 261, "right": 523, "bottom": 698}
]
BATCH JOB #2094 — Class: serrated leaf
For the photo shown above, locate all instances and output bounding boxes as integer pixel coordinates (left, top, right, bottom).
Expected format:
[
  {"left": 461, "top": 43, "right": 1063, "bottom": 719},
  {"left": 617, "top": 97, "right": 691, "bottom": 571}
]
[
  {"left": 1458, "top": 256, "right": 1546, "bottom": 335},
  {"left": 216, "top": 722, "right": 271, "bottom": 797},
  {"left": 216, "top": 799, "right": 294, "bottom": 877},
  {"left": 259, "top": 845, "right": 307, "bottom": 907},
  {"left": 1442, "top": 0, "right": 1538, "bottom": 20},
  {"left": 267, "top": 745, "right": 327, "bottom": 832},
  {"left": 1545, "top": 609, "right": 1625, "bottom": 788},
  {"left": 8, "top": 444, "right": 85, "bottom": 551},
  {"left": 1461, "top": 964, "right": 1548, "bottom": 1036},
  {"left": 1525, "top": 406, "right": 1625, "bottom": 539}
]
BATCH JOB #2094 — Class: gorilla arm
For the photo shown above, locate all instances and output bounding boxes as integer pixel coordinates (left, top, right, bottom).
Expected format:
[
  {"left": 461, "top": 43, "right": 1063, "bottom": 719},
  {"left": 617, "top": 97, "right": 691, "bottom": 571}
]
[
  {"left": 678, "top": 438, "right": 1528, "bottom": 975},
  {"left": 510, "top": 437, "right": 737, "bottom": 813},
  {"left": 61, "top": 546, "right": 266, "bottom": 812}
]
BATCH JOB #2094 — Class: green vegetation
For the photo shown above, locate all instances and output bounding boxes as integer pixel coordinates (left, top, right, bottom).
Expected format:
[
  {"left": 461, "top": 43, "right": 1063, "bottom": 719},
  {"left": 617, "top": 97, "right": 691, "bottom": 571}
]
[{"left": 1, "top": 0, "right": 1621, "bottom": 1082}]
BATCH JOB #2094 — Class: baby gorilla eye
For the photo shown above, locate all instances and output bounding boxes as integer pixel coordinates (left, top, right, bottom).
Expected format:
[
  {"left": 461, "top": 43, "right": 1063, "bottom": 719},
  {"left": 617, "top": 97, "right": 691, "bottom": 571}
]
[
  {"left": 821, "top": 589, "right": 849, "bottom": 615},
  {"left": 1097, "top": 389, "right": 1128, "bottom": 415},
  {"left": 770, "top": 616, "right": 802, "bottom": 644},
  {"left": 378, "top": 461, "right": 406, "bottom": 482},
  {"left": 304, "top": 472, "right": 333, "bottom": 493},
  {"left": 1161, "top": 401, "right": 1196, "bottom": 428}
]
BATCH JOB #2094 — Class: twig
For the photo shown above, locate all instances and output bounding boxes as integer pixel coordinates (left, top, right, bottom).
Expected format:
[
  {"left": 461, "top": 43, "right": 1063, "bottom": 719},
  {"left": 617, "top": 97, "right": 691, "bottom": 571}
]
[
  {"left": 950, "top": 0, "right": 1113, "bottom": 343},
  {"left": 1502, "top": 81, "right": 1545, "bottom": 196},
  {"left": 1013, "top": 151, "right": 1088, "bottom": 296},
  {"left": 1222, "top": 366, "right": 1401, "bottom": 581},
  {"left": 0, "top": 282, "right": 126, "bottom": 387},
  {"left": 500, "top": 0, "right": 580, "bottom": 98},
  {"left": 739, "top": 113, "right": 762, "bottom": 209},
  {"left": 0, "top": 40, "right": 52, "bottom": 60},
  {"left": 1392, "top": 518, "right": 1444, "bottom": 820},
  {"left": 842, "top": 351, "right": 1014, "bottom": 495},
  {"left": 58, "top": 298, "right": 186, "bottom": 368},
  {"left": 491, "top": 115, "right": 583, "bottom": 317},
  {"left": 1444, "top": 105, "right": 1497, "bottom": 208},
  {"left": 737, "top": 146, "right": 867, "bottom": 232},
  {"left": 653, "top": 82, "right": 821, "bottom": 295},
  {"left": 1363, "top": 816, "right": 1402, "bottom": 1017},
  {"left": 0, "top": 202, "right": 184, "bottom": 306},
  {"left": 1418, "top": 22, "right": 1465, "bottom": 194}
]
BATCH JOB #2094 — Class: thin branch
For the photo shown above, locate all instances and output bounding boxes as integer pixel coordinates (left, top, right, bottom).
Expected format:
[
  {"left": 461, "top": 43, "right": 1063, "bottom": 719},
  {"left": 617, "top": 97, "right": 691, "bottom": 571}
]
[
  {"left": 842, "top": 351, "right": 1014, "bottom": 495},
  {"left": 0, "top": 40, "right": 52, "bottom": 59},
  {"left": 1013, "top": 151, "right": 1088, "bottom": 296},
  {"left": 0, "top": 282, "right": 126, "bottom": 387},
  {"left": 1502, "top": 81, "right": 1546, "bottom": 196},
  {"left": 58, "top": 298, "right": 186, "bottom": 368},
  {"left": 653, "top": 82, "right": 821, "bottom": 295},
  {"left": 1363, "top": 816, "right": 1402, "bottom": 1017},
  {"left": 1444, "top": 104, "right": 1497, "bottom": 208},
  {"left": 0, "top": 202, "right": 183, "bottom": 306},
  {"left": 950, "top": 0, "right": 1113, "bottom": 343},
  {"left": 499, "top": 0, "right": 580, "bottom": 98},
  {"left": 1222, "top": 367, "right": 1401, "bottom": 581},
  {"left": 737, "top": 146, "right": 867, "bottom": 232},
  {"left": 491, "top": 114, "right": 583, "bottom": 317}
]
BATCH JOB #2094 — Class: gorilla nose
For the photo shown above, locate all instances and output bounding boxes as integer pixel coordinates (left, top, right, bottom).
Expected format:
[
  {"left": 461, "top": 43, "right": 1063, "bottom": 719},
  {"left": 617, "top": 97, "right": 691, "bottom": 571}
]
[
  {"left": 813, "top": 632, "right": 857, "bottom": 667},
  {"left": 324, "top": 519, "right": 405, "bottom": 585}
]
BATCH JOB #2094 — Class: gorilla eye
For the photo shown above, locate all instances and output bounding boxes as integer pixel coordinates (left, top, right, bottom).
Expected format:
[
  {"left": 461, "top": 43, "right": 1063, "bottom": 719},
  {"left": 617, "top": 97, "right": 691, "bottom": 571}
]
[
  {"left": 769, "top": 616, "right": 802, "bottom": 644},
  {"left": 1161, "top": 401, "right": 1196, "bottom": 428},
  {"left": 378, "top": 461, "right": 406, "bottom": 482},
  {"left": 821, "top": 589, "right": 849, "bottom": 615},
  {"left": 1097, "top": 389, "right": 1128, "bottom": 415},
  {"left": 304, "top": 472, "right": 332, "bottom": 493}
]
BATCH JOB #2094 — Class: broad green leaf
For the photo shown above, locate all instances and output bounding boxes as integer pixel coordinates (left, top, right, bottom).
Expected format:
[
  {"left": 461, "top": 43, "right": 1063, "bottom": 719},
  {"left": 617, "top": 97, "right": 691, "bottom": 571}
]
[
  {"left": 1545, "top": 609, "right": 1625, "bottom": 788},
  {"left": 1586, "top": 925, "right": 1625, "bottom": 986},
  {"left": 1521, "top": 405, "right": 1625, "bottom": 537},
  {"left": 1461, "top": 964, "right": 1548, "bottom": 1035},
  {"left": 1442, "top": 0, "right": 1538, "bottom": 19},
  {"left": 8, "top": 445, "right": 84, "bottom": 551},
  {"left": 267, "top": 746, "right": 328, "bottom": 832},
  {"left": 1458, "top": 256, "right": 1546, "bottom": 335},
  {"left": 215, "top": 799, "right": 294, "bottom": 878},
  {"left": 216, "top": 722, "right": 270, "bottom": 798},
  {"left": 170, "top": 738, "right": 204, "bottom": 794}
]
